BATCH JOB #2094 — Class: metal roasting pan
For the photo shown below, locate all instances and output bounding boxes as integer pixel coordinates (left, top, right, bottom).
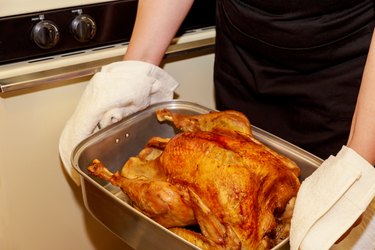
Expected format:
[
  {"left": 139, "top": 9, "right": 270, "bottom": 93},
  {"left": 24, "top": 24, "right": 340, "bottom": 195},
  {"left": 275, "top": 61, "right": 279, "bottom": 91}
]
[{"left": 72, "top": 100, "right": 323, "bottom": 250}]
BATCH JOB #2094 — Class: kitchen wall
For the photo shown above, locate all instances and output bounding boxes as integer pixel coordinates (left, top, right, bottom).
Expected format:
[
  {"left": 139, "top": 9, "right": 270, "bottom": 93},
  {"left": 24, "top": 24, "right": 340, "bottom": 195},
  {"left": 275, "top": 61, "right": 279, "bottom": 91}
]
[
  {"left": 0, "top": 53, "right": 215, "bottom": 250},
  {"left": 0, "top": 0, "right": 113, "bottom": 16}
]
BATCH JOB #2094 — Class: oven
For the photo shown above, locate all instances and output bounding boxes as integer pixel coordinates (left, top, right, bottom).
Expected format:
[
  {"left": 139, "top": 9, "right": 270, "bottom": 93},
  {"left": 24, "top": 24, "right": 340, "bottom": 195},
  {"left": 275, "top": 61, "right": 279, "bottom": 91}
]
[{"left": 0, "top": 1, "right": 216, "bottom": 249}]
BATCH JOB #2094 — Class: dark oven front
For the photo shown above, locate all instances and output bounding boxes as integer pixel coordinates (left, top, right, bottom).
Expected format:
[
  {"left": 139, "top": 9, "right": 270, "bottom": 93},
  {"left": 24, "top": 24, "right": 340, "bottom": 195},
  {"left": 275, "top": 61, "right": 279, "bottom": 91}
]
[{"left": 0, "top": 0, "right": 216, "bottom": 65}]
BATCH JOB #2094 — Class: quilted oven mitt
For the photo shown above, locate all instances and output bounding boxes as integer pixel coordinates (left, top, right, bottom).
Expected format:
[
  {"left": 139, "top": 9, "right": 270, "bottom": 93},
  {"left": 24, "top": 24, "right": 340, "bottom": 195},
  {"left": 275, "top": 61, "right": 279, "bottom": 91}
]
[
  {"left": 290, "top": 146, "right": 375, "bottom": 250},
  {"left": 59, "top": 60, "right": 179, "bottom": 185}
]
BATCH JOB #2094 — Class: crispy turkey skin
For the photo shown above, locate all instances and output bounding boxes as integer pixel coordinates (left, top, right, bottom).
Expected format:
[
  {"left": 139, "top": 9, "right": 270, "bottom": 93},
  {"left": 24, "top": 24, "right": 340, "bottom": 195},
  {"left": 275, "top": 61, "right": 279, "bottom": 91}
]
[{"left": 88, "top": 109, "right": 300, "bottom": 249}]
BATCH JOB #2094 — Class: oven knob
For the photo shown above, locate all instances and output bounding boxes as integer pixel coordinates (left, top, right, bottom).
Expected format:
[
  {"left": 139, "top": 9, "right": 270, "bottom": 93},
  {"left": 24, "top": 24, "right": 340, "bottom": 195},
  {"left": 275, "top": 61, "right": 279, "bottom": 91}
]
[
  {"left": 70, "top": 14, "right": 97, "bottom": 42},
  {"left": 31, "top": 20, "right": 60, "bottom": 49}
]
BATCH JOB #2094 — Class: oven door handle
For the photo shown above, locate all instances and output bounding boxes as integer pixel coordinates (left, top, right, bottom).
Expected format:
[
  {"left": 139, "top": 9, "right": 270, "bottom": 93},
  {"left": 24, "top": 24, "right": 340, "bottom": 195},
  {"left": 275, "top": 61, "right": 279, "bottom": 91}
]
[{"left": 0, "top": 37, "right": 215, "bottom": 93}]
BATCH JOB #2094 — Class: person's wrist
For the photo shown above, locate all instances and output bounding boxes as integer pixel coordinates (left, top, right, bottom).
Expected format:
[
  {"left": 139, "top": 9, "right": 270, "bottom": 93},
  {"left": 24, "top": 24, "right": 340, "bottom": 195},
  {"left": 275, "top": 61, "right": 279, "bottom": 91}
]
[
  {"left": 123, "top": 48, "right": 163, "bottom": 66},
  {"left": 346, "top": 143, "right": 375, "bottom": 166}
]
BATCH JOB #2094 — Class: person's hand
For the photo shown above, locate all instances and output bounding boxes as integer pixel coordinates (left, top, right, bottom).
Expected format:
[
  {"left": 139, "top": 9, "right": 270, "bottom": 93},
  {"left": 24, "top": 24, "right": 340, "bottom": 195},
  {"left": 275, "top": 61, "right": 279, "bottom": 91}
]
[
  {"left": 59, "top": 60, "right": 179, "bottom": 185},
  {"left": 290, "top": 146, "right": 375, "bottom": 250}
]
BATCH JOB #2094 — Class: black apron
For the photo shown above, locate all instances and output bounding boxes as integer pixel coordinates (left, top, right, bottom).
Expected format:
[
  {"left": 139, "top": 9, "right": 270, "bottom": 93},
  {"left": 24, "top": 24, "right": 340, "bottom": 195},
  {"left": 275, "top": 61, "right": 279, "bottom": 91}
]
[{"left": 214, "top": 0, "right": 375, "bottom": 159}]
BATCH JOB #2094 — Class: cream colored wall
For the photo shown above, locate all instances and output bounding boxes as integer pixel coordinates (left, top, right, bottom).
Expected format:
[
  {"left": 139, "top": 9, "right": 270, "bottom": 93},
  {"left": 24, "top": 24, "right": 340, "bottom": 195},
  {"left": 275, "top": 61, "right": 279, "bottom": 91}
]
[
  {"left": 165, "top": 53, "right": 215, "bottom": 109},
  {"left": 0, "top": 53, "right": 214, "bottom": 250},
  {"left": 0, "top": 0, "right": 115, "bottom": 16}
]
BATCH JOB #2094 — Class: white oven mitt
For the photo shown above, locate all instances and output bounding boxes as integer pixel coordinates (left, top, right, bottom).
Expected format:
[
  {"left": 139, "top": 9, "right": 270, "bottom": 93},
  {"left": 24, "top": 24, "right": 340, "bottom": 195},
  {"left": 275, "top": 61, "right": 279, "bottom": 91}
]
[
  {"left": 59, "top": 60, "right": 179, "bottom": 185},
  {"left": 330, "top": 196, "right": 375, "bottom": 250},
  {"left": 290, "top": 146, "right": 375, "bottom": 250},
  {"left": 331, "top": 197, "right": 375, "bottom": 250}
]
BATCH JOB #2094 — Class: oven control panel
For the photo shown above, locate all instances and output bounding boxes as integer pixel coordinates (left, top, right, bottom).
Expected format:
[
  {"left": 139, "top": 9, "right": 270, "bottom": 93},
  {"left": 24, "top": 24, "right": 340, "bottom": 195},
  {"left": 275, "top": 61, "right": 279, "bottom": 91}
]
[{"left": 0, "top": 0, "right": 215, "bottom": 65}]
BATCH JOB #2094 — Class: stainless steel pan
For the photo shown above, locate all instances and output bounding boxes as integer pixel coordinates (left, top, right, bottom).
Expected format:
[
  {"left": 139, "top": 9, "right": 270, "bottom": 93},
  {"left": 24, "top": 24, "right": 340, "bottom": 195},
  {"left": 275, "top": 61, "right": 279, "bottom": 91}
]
[{"left": 72, "top": 100, "right": 322, "bottom": 250}]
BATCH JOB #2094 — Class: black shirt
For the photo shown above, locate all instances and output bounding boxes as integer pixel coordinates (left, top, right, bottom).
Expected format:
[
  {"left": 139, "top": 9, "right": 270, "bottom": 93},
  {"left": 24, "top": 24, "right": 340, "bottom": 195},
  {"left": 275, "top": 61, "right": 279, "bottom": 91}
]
[{"left": 214, "top": 0, "right": 375, "bottom": 158}]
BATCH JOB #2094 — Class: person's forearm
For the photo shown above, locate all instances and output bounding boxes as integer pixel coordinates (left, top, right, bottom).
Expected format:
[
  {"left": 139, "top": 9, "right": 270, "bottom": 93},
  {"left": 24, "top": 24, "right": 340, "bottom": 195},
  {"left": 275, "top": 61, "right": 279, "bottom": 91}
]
[
  {"left": 347, "top": 29, "right": 375, "bottom": 165},
  {"left": 123, "top": 0, "right": 194, "bottom": 65}
]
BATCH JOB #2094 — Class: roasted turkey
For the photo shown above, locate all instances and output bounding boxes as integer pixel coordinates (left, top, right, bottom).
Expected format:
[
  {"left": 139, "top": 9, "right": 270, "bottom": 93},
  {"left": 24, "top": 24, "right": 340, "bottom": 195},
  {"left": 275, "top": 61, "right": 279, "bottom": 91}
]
[{"left": 88, "top": 109, "right": 301, "bottom": 249}]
